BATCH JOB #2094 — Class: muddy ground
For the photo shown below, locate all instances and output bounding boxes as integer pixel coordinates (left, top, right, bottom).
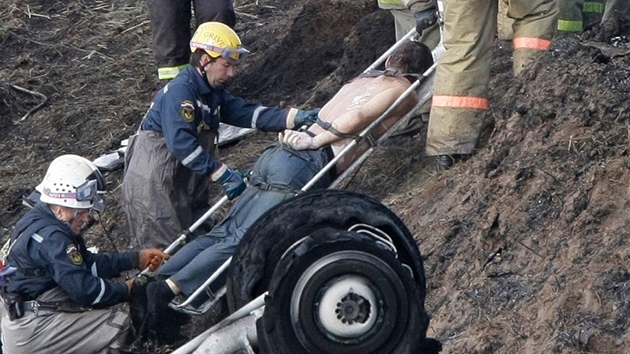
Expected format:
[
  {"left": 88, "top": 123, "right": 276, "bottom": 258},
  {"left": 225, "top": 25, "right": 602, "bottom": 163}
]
[{"left": 2, "top": 0, "right": 630, "bottom": 353}]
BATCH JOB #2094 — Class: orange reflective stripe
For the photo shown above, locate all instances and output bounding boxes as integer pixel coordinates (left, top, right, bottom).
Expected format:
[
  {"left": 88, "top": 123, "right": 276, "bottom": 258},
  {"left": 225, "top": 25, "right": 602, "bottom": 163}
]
[
  {"left": 513, "top": 37, "right": 552, "bottom": 51},
  {"left": 432, "top": 95, "right": 489, "bottom": 110}
]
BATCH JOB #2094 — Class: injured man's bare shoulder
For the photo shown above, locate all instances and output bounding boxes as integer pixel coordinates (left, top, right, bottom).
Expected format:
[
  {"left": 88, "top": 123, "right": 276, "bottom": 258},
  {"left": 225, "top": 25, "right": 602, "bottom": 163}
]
[{"left": 280, "top": 40, "right": 434, "bottom": 173}]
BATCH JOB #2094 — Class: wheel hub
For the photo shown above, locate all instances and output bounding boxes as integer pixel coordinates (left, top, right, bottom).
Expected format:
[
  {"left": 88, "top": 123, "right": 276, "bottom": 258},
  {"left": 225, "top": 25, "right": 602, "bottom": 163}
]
[
  {"left": 337, "top": 292, "right": 370, "bottom": 324},
  {"left": 316, "top": 275, "right": 377, "bottom": 338}
]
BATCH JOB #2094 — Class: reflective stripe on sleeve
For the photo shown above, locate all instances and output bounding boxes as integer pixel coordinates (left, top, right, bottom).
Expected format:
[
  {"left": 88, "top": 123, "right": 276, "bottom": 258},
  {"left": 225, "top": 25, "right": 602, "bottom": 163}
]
[
  {"left": 181, "top": 146, "right": 203, "bottom": 166},
  {"left": 31, "top": 233, "right": 43, "bottom": 243},
  {"left": 251, "top": 106, "right": 266, "bottom": 128},
  {"left": 432, "top": 95, "right": 489, "bottom": 110},
  {"left": 513, "top": 37, "right": 552, "bottom": 51},
  {"left": 92, "top": 278, "right": 106, "bottom": 305}
]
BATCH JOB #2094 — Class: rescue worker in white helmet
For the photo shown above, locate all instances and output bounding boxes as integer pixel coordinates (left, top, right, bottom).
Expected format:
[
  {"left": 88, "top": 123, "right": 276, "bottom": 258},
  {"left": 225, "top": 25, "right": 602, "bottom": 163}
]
[
  {"left": 0, "top": 154, "right": 169, "bottom": 354},
  {"left": 122, "top": 22, "right": 321, "bottom": 250}
]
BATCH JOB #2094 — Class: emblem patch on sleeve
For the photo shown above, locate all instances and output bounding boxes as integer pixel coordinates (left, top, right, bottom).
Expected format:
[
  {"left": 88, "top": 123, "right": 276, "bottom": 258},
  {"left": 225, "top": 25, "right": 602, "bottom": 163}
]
[
  {"left": 66, "top": 244, "right": 83, "bottom": 265},
  {"left": 181, "top": 100, "right": 195, "bottom": 122}
]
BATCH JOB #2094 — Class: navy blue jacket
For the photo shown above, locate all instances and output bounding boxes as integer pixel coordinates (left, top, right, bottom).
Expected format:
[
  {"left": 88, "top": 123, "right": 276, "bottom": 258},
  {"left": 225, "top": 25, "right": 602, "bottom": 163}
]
[
  {"left": 4, "top": 203, "right": 138, "bottom": 307},
  {"left": 141, "top": 65, "right": 290, "bottom": 176}
]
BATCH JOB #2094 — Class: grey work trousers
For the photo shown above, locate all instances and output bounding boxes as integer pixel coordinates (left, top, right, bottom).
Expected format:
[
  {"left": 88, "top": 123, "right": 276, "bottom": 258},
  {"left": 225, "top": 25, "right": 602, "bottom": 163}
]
[{"left": 1, "top": 287, "right": 130, "bottom": 354}]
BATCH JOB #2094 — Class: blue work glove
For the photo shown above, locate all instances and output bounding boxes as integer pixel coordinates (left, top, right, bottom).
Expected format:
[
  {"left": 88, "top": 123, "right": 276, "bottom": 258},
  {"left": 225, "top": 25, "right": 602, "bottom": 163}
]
[
  {"left": 211, "top": 164, "right": 246, "bottom": 200},
  {"left": 294, "top": 108, "right": 321, "bottom": 129},
  {"left": 414, "top": 7, "right": 438, "bottom": 35}
]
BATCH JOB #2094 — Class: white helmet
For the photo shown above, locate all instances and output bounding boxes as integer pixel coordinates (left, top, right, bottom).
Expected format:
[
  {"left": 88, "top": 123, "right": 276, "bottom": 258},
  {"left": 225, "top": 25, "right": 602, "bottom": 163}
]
[{"left": 38, "top": 154, "right": 106, "bottom": 211}]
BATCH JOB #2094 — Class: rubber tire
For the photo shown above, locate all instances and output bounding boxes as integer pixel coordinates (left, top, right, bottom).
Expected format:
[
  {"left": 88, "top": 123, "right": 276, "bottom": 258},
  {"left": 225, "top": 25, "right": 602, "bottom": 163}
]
[
  {"left": 226, "top": 190, "right": 426, "bottom": 312},
  {"left": 257, "top": 228, "right": 425, "bottom": 354}
]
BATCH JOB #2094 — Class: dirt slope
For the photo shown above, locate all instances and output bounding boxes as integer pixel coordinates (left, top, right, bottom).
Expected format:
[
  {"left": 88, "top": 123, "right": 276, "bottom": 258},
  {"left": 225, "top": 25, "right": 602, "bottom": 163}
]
[{"left": 2, "top": 0, "right": 630, "bottom": 353}]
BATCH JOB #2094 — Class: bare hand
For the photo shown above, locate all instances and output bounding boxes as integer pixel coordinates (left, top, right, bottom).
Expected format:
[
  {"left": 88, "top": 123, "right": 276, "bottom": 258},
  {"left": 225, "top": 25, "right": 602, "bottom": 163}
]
[
  {"left": 279, "top": 130, "right": 316, "bottom": 150},
  {"left": 139, "top": 248, "right": 170, "bottom": 272}
]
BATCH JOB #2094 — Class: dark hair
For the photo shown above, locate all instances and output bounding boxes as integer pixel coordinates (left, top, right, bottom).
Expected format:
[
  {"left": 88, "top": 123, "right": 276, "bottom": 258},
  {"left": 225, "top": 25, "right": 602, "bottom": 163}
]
[
  {"left": 388, "top": 40, "right": 434, "bottom": 75},
  {"left": 190, "top": 50, "right": 218, "bottom": 68}
]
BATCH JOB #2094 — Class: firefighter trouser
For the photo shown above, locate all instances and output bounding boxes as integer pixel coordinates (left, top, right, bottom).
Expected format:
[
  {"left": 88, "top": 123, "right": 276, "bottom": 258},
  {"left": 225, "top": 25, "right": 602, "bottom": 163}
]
[
  {"left": 426, "top": 0, "right": 557, "bottom": 157},
  {"left": 148, "top": 0, "right": 236, "bottom": 80},
  {"left": 558, "top": 0, "right": 605, "bottom": 33}
]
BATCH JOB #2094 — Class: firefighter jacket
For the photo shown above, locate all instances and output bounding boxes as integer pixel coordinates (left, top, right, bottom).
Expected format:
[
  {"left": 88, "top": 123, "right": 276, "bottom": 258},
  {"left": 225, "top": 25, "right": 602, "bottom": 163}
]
[{"left": 4, "top": 203, "right": 138, "bottom": 306}]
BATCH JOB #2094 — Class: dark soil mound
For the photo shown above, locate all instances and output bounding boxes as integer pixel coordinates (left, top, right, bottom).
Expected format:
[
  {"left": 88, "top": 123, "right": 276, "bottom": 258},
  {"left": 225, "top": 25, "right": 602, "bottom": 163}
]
[{"left": 2, "top": 0, "right": 630, "bottom": 352}]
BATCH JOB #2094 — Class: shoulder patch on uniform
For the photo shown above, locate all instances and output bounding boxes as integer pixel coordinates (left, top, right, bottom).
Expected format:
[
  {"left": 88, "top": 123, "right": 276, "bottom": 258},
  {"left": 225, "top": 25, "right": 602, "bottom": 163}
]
[
  {"left": 66, "top": 244, "right": 83, "bottom": 265},
  {"left": 181, "top": 100, "right": 195, "bottom": 122}
]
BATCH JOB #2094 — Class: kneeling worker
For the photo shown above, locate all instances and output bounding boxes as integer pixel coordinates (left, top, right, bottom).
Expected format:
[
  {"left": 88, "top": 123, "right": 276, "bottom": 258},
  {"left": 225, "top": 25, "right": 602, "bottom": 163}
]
[{"left": 0, "top": 154, "right": 168, "bottom": 354}]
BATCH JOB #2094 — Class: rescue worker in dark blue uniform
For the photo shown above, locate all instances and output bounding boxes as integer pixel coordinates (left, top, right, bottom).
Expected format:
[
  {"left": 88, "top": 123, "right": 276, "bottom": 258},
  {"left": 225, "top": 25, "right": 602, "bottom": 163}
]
[
  {"left": 122, "top": 22, "right": 320, "bottom": 250},
  {"left": 0, "top": 154, "right": 169, "bottom": 354}
]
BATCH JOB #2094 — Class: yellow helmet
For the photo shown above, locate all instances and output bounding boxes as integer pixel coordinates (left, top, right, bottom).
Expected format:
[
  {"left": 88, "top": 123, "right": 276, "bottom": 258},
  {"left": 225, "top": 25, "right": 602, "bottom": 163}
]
[{"left": 190, "top": 22, "right": 250, "bottom": 64}]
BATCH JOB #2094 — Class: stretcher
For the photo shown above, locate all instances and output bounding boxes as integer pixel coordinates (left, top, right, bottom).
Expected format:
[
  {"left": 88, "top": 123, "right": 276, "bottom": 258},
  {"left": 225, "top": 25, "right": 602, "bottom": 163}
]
[{"left": 164, "top": 28, "right": 445, "bottom": 353}]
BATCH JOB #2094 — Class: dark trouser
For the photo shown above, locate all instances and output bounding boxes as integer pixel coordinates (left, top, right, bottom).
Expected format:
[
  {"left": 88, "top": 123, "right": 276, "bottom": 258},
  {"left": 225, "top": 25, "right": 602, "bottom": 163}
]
[
  {"left": 156, "top": 144, "right": 334, "bottom": 297},
  {"left": 148, "top": 0, "right": 236, "bottom": 79}
]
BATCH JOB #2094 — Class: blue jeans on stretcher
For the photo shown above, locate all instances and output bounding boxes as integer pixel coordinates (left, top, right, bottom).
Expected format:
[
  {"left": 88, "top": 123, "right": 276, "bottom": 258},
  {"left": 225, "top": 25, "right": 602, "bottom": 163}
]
[{"left": 155, "top": 144, "right": 334, "bottom": 298}]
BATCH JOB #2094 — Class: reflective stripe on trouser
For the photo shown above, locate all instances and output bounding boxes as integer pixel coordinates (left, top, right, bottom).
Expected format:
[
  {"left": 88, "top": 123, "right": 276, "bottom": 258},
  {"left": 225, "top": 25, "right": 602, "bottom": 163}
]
[
  {"left": 426, "top": 0, "right": 556, "bottom": 156},
  {"left": 148, "top": 0, "right": 236, "bottom": 79},
  {"left": 1, "top": 287, "right": 130, "bottom": 354},
  {"left": 157, "top": 64, "right": 190, "bottom": 81},
  {"left": 377, "top": 0, "right": 405, "bottom": 9}
]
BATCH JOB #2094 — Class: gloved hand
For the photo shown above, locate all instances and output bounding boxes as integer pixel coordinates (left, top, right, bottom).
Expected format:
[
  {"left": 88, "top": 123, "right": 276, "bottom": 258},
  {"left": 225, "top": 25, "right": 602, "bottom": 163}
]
[
  {"left": 211, "top": 164, "right": 246, "bottom": 200},
  {"left": 294, "top": 108, "right": 321, "bottom": 129},
  {"left": 279, "top": 130, "right": 317, "bottom": 150},
  {"left": 139, "top": 248, "right": 171, "bottom": 272},
  {"left": 414, "top": 7, "right": 438, "bottom": 35}
]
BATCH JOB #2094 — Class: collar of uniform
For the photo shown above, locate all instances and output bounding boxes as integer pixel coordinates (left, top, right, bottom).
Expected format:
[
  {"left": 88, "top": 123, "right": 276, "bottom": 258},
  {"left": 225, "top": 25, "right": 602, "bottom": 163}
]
[{"left": 182, "top": 65, "right": 214, "bottom": 96}]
